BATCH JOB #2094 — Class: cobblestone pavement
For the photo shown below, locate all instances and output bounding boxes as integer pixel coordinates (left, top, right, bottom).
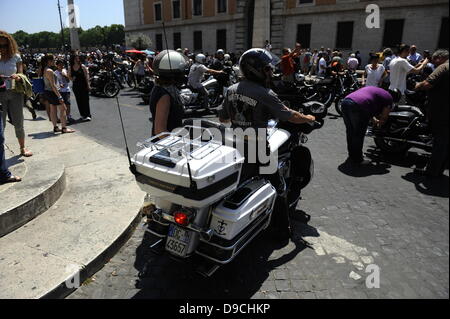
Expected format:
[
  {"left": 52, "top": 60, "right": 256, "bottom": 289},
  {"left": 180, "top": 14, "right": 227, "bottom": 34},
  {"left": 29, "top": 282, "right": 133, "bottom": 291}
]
[{"left": 68, "top": 108, "right": 449, "bottom": 299}]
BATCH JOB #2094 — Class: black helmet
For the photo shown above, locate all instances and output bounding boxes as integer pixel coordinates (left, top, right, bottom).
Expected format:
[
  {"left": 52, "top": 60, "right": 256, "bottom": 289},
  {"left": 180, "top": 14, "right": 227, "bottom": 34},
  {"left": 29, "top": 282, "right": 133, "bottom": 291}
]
[
  {"left": 388, "top": 89, "right": 402, "bottom": 104},
  {"left": 239, "top": 48, "right": 277, "bottom": 85},
  {"left": 153, "top": 50, "right": 189, "bottom": 79}
]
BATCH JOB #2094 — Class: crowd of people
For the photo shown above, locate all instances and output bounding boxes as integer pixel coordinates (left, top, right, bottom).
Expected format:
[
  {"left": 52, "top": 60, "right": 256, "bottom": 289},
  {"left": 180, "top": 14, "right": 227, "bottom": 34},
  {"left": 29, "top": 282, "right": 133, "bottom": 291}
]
[{"left": 1, "top": 25, "right": 448, "bottom": 185}]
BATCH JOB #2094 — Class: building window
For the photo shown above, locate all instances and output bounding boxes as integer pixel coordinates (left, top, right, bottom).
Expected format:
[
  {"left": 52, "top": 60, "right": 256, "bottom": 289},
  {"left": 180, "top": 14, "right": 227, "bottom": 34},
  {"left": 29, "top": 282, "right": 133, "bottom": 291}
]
[
  {"left": 297, "top": 24, "right": 311, "bottom": 49},
  {"left": 194, "top": 31, "right": 202, "bottom": 51},
  {"left": 154, "top": 3, "right": 162, "bottom": 22},
  {"left": 217, "top": 29, "right": 227, "bottom": 50},
  {"left": 218, "top": 0, "right": 227, "bottom": 13},
  {"left": 383, "top": 19, "right": 404, "bottom": 48},
  {"left": 173, "top": 32, "right": 181, "bottom": 49},
  {"left": 172, "top": 0, "right": 181, "bottom": 19},
  {"left": 335, "top": 21, "right": 353, "bottom": 49},
  {"left": 193, "top": 0, "right": 202, "bottom": 16},
  {"left": 438, "top": 17, "right": 449, "bottom": 49},
  {"left": 298, "top": 0, "right": 314, "bottom": 5},
  {"left": 156, "top": 34, "right": 163, "bottom": 51}
]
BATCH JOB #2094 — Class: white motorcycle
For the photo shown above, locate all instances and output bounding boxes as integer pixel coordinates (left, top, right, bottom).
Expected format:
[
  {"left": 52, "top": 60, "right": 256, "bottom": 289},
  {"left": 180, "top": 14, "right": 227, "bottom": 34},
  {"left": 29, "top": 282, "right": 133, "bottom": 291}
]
[
  {"left": 129, "top": 103, "right": 325, "bottom": 276},
  {"left": 180, "top": 77, "right": 223, "bottom": 114}
]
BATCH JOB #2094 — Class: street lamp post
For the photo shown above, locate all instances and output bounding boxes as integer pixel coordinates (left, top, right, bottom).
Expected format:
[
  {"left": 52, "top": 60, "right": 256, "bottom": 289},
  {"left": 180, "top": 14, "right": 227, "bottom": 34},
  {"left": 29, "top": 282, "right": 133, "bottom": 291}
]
[{"left": 57, "top": 0, "right": 65, "bottom": 51}]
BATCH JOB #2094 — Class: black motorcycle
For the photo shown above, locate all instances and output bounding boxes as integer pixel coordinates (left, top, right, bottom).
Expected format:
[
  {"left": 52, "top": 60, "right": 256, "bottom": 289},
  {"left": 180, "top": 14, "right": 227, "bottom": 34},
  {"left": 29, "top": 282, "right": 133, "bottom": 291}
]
[
  {"left": 303, "top": 70, "right": 360, "bottom": 116},
  {"left": 138, "top": 76, "right": 155, "bottom": 105},
  {"left": 368, "top": 90, "right": 432, "bottom": 155},
  {"left": 90, "top": 69, "right": 122, "bottom": 98}
]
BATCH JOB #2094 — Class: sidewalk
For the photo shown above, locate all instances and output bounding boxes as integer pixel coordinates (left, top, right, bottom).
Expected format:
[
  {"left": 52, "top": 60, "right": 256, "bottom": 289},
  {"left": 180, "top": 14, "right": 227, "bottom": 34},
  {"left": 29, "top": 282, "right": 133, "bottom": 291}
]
[{"left": 0, "top": 111, "right": 145, "bottom": 298}]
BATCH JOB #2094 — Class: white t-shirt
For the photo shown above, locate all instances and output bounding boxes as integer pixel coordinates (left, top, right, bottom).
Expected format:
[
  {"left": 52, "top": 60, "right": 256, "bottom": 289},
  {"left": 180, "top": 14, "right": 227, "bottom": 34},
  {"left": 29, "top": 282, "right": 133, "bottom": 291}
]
[
  {"left": 365, "top": 64, "right": 385, "bottom": 87},
  {"left": 55, "top": 69, "right": 71, "bottom": 93},
  {"left": 389, "top": 57, "right": 414, "bottom": 93},
  {"left": 318, "top": 58, "right": 327, "bottom": 76},
  {"left": 188, "top": 63, "right": 208, "bottom": 89}
]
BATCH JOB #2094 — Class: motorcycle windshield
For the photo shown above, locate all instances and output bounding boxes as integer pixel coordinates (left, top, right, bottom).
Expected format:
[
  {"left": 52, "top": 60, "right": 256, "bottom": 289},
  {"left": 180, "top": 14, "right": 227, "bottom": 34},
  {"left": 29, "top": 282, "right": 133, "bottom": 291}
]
[{"left": 267, "top": 51, "right": 281, "bottom": 67}]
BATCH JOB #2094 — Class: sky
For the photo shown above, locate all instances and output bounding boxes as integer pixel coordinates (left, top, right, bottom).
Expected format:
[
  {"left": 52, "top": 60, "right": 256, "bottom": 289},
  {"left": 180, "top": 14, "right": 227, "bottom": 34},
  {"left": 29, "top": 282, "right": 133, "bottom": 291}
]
[{"left": 0, "top": 0, "right": 125, "bottom": 34}]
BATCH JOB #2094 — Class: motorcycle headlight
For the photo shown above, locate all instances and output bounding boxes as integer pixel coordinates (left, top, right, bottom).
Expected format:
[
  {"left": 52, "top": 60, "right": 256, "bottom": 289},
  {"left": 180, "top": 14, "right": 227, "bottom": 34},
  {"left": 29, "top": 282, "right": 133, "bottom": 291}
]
[{"left": 295, "top": 73, "right": 305, "bottom": 82}]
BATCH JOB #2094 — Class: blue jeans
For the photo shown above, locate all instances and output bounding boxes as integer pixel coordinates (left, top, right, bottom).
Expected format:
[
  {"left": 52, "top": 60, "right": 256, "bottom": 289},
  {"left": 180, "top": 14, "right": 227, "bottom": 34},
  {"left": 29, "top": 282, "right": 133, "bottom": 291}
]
[
  {"left": 341, "top": 98, "right": 371, "bottom": 163},
  {"left": 0, "top": 110, "right": 12, "bottom": 181}
]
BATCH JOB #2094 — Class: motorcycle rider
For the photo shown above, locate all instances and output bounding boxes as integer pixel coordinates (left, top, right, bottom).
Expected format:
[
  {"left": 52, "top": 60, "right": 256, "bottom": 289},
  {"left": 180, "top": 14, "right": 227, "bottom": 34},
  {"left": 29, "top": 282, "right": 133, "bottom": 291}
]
[
  {"left": 188, "top": 53, "right": 225, "bottom": 112},
  {"left": 149, "top": 50, "right": 188, "bottom": 137},
  {"left": 218, "top": 48, "right": 316, "bottom": 232},
  {"left": 414, "top": 49, "right": 449, "bottom": 177},
  {"left": 210, "top": 49, "right": 229, "bottom": 96},
  {"left": 210, "top": 49, "right": 225, "bottom": 71}
]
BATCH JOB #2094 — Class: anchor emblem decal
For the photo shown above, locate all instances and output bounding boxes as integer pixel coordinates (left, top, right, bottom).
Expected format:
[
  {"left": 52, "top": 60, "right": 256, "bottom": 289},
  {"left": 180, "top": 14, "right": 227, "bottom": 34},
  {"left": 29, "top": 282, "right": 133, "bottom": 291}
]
[{"left": 216, "top": 220, "right": 228, "bottom": 236}]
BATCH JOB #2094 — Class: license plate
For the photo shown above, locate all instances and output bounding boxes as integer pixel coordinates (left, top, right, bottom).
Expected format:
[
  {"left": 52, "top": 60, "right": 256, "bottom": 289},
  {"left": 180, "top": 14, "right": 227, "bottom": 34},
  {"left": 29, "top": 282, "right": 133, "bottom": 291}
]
[{"left": 166, "top": 225, "right": 192, "bottom": 257}]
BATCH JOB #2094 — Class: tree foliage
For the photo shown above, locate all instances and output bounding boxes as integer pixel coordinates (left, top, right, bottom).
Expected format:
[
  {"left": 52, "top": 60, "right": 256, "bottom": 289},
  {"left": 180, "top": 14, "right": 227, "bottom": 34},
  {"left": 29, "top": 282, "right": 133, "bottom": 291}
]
[
  {"left": 12, "top": 24, "right": 125, "bottom": 50},
  {"left": 126, "top": 33, "right": 152, "bottom": 50}
]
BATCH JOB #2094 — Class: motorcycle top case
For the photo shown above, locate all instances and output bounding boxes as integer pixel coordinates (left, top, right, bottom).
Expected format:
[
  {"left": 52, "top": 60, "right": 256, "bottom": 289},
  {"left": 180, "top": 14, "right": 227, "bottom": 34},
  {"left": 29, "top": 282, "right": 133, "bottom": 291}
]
[
  {"left": 132, "top": 134, "right": 245, "bottom": 208},
  {"left": 210, "top": 178, "right": 277, "bottom": 241}
]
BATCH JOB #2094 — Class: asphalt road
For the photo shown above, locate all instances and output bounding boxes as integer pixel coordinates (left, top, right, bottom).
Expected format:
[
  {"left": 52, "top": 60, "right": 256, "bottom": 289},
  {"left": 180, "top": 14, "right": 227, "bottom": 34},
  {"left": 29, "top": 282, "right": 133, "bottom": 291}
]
[{"left": 67, "top": 87, "right": 449, "bottom": 299}]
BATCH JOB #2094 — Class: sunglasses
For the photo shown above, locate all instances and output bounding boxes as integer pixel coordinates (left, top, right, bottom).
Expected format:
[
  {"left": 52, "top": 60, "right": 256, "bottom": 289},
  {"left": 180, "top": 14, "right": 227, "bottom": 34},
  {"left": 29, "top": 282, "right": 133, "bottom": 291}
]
[{"left": 0, "top": 44, "right": 9, "bottom": 49}]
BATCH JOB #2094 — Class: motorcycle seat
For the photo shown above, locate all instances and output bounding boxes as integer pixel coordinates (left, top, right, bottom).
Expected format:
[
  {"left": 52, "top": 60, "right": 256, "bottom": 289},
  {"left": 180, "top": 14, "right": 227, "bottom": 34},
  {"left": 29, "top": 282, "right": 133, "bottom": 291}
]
[
  {"left": 395, "top": 105, "right": 425, "bottom": 116},
  {"left": 405, "top": 90, "right": 417, "bottom": 97}
]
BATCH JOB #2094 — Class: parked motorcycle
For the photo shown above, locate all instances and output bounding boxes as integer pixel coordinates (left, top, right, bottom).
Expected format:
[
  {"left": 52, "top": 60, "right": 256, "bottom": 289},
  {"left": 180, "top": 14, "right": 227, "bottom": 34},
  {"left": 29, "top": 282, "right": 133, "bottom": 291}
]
[
  {"left": 90, "top": 69, "right": 122, "bottom": 98},
  {"left": 138, "top": 76, "right": 155, "bottom": 105},
  {"left": 368, "top": 90, "right": 431, "bottom": 155},
  {"left": 304, "top": 70, "right": 360, "bottom": 116},
  {"left": 129, "top": 102, "right": 326, "bottom": 276},
  {"left": 333, "top": 70, "right": 361, "bottom": 116}
]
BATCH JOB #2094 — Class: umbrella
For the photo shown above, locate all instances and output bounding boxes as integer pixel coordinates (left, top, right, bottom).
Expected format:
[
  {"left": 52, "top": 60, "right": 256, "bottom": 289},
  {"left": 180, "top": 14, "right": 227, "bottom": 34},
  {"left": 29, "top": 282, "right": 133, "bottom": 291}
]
[
  {"left": 143, "top": 49, "right": 155, "bottom": 56},
  {"left": 125, "top": 49, "right": 145, "bottom": 54}
]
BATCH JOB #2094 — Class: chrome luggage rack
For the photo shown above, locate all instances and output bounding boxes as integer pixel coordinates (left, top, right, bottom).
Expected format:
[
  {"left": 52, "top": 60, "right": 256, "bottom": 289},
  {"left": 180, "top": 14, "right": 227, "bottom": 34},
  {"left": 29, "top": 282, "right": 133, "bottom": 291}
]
[{"left": 136, "top": 126, "right": 222, "bottom": 162}]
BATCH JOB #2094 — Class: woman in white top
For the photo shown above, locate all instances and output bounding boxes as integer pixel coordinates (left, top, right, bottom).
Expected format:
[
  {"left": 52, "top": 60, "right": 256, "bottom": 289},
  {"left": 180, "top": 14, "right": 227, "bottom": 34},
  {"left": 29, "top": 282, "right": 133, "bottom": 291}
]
[
  {"left": 363, "top": 54, "right": 387, "bottom": 87},
  {"left": 0, "top": 31, "right": 32, "bottom": 157}
]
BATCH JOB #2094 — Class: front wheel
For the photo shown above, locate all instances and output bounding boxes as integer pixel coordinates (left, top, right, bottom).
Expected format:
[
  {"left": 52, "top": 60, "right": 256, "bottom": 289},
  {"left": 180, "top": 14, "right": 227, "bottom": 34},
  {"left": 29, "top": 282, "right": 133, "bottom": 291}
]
[
  {"left": 374, "top": 137, "right": 411, "bottom": 155},
  {"left": 335, "top": 97, "right": 343, "bottom": 116},
  {"left": 104, "top": 82, "right": 121, "bottom": 98},
  {"left": 126, "top": 73, "right": 136, "bottom": 88}
]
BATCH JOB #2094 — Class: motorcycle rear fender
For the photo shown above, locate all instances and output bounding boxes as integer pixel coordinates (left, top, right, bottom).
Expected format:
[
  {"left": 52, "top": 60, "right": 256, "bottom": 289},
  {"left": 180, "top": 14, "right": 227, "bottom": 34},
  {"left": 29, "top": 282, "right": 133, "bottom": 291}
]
[{"left": 203, "top": 78, "right": 218, "bottom": 88}]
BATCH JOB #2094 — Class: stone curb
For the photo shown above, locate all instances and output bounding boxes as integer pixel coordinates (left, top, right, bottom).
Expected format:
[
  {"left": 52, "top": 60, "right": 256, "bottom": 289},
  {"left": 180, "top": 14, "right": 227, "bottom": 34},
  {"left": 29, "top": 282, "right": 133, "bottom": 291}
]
[
  {"left": 0, "top": 165, "right": 66, "bottom": 238},
  {"left": 42, "top": 210, "right": 143, "bottom": 299}
]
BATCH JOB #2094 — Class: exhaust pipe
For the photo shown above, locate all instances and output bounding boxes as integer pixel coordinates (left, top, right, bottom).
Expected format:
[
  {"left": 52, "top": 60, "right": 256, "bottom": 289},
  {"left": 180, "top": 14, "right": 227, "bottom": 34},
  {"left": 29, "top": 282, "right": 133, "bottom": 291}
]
[{"left": 379, "top": 137, "right": 432, "bottom": 148}]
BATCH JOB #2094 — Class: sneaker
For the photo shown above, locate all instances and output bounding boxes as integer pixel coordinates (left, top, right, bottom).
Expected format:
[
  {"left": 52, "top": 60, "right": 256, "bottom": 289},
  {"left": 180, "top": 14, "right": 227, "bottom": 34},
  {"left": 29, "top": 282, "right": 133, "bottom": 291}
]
[{"left": 84, "top": 117, "right": 92, "bottom": 122}]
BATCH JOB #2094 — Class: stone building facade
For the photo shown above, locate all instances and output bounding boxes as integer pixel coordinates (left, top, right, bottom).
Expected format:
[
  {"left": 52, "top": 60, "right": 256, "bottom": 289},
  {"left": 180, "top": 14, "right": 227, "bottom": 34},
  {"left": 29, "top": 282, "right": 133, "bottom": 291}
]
[{"left": 124, "top": 0, "right": 448, "bottom": 58}]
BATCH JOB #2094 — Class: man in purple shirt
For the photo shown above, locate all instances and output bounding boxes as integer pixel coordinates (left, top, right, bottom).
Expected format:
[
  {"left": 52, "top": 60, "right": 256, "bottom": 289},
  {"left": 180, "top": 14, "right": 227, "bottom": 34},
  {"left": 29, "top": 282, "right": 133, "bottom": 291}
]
[{"left": 341, "top": 86, "right": 396, "bottom": 165}]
